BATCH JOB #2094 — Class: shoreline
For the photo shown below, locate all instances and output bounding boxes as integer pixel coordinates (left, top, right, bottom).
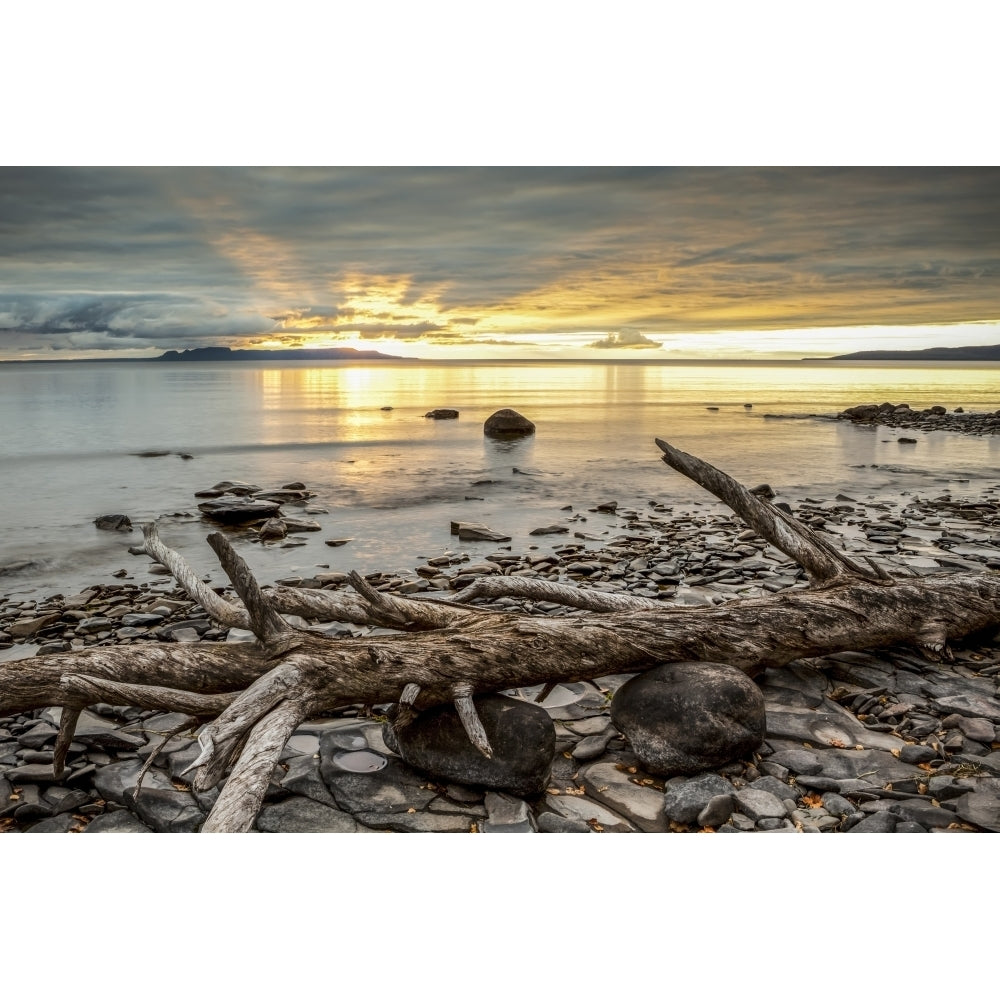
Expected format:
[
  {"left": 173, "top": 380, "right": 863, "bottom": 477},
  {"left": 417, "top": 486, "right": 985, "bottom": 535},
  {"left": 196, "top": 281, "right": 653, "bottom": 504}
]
[{"left": 3, "top": 476, "right": 1000, "bottom": 833}]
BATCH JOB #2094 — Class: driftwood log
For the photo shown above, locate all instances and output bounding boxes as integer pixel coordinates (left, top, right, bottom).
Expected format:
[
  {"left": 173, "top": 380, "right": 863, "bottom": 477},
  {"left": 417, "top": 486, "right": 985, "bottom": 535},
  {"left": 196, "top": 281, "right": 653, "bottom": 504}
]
[{"left": 3, "top": 439, "right": 999, "bottom": 833}]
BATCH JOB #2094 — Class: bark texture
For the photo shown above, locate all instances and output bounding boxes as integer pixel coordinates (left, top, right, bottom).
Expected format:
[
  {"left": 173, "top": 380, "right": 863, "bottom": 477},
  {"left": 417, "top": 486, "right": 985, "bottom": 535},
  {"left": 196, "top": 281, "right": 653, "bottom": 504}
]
[{"left": 3, "top": 438, "right": 999, "bottom": 833}]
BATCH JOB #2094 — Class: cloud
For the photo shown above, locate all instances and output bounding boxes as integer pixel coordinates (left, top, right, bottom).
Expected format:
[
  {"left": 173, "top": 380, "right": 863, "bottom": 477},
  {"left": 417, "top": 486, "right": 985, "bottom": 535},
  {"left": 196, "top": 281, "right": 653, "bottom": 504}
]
[
  {"left": 588, "top": 328, "right": 661, "bottom": 349},
  {"left": 0, "top": 292, "right": 276, "bottom": 344},
  {"left": 2, "top": 167, "right": 1000, "bottom": 358}
]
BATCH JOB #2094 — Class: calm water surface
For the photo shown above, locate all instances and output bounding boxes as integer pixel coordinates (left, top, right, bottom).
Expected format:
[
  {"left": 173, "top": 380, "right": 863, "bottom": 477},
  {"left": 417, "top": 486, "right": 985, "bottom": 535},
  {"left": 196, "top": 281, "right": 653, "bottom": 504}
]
[{"left": 2, "top": 359, "right": 999, "bottom": 600}]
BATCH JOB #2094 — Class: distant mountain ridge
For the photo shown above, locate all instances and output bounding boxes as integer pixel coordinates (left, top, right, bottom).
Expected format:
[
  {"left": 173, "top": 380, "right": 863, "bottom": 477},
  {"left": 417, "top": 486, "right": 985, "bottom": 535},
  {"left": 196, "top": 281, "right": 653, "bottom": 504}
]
[
  {"left": 825, "top": 344, "right": 1000, "bottom": 361},
  {"left": 155, "top": 346, "right": 405, "bottom": 362}
]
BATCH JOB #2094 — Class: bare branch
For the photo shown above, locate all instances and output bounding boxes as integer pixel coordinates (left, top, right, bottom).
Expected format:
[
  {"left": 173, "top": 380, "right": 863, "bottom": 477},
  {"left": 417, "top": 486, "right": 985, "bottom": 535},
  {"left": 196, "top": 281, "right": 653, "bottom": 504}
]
[
  {"left": 52, "top": 706, "right": 81, "bottom": 779},
  {"left": 453, "top": 683, "right": 493, "bottom": 758},
  {"left": 206, "top": 531, "right": 291, "bottom": 641},
  {"left": 452, "top": 575, "right": 664, "bottom": 611},
  {"left": 655, "top": 438, "right": 878, "bottom": 584},
  {"left": 143, "top": 523, "right": 251, "bottom": 630},
  {"left": 201, "top": 700, "right": 307, "bottom": 833}
]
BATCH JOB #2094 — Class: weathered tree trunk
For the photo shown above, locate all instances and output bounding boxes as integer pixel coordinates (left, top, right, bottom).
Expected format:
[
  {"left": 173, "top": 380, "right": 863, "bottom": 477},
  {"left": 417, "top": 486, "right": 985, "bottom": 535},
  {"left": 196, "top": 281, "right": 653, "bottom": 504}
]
[{"left": 3, "top": 438, "right": 999, "bottom": 832}]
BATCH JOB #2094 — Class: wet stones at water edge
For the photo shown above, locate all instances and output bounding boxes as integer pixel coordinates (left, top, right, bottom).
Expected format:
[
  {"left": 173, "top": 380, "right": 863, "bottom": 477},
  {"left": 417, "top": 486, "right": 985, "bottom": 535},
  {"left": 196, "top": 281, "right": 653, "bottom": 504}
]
[
  {"left": 94, "top": 514, "right": 132, "bottom": 532},
  {"left": 838, "top": 402, "right": 1000, "bottom": 436},
  {"left": 610, "top": 661, "right": 766, "bottom": 775},
  {"left": 385, "top": 693, "right": 556, "bottom": 797},
  {"left": 484, "top": 408, "right": 536, "bottom": 439},
  {"left": 425, "top": 408, "right": 459, "bottom": 419}
]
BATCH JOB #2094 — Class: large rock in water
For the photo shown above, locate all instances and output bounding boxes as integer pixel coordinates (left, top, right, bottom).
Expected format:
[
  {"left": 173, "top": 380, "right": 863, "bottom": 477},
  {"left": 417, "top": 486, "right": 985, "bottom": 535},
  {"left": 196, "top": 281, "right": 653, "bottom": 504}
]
[
  {"left": 610, "top": 661, "right": 765, "bottom": 775},
  {"left": 425, "top": 408, "right": 459, "bottom": 419},
  {"left": 386, "top": 694, "right": 555, "bottom": 797},
  {"left": 197, "top": 498, "right": 281, "bottom": 524},
  {"left": 484, "top": 408, "right": 535, "bottom": 439},
  {"left": 94, "top": 514, "right": 132, "bottom": 531}
]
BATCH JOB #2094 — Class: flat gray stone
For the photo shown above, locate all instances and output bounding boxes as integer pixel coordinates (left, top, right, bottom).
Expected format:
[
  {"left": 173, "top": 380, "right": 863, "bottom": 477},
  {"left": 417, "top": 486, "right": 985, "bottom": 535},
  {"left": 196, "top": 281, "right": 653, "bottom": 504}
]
[
  {"left": 257, "top": 797, "right": 358, "bottom": 832},
  {"left": 537, "top": 812, "right": 592, "bottom": 832},
  {"left": 83, "top": 810, "right": 154, "bottom": 833},
  {"left": 932, "top": 694, "right": 1000, "bottom": 724},
  {"left": 579, "top": 761, "right": 667, "bottom": 832},
  {"left": 353, "top": 810, "right": 475, "bottom": 832},
  {"left": 765, "top": 702, "right": 904, "bottom": 752},
  {"left": 320, "top": 751, "right": 436, "bottom": 816},
  {"left": 952, "top": 792, "right": 1000, "bottom": 832},
  {"left": 482, "top": 792, "right": 534, "bottom": 832},
  {"left": 544, "top": 791, "right": 637, "bottom": 831},
  {"left": 25, "top": 813, "right": 78, "bottom": 833},
  {"left": 279, "top": 753, "right": 339, "bottom": 807},
  {"left": 846, "top": 811, "right": 898, "bottom": 833},
  {"left": 733, "top": 787, "right": 788, "bottom": 821}
]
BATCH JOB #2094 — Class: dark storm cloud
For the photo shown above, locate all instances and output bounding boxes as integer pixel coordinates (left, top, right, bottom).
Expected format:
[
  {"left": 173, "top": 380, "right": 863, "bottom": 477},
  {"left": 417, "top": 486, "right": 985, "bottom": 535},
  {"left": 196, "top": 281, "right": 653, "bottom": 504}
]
[{"left": 1, "top": 167, "right": 999, "bottom": 356}]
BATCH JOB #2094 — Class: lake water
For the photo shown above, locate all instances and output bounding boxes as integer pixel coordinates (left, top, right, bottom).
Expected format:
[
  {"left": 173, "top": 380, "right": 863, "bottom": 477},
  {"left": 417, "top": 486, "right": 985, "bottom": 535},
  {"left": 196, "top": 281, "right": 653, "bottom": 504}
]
[{"left": 2, "top": 359, "right": 999, "bottom": 601}]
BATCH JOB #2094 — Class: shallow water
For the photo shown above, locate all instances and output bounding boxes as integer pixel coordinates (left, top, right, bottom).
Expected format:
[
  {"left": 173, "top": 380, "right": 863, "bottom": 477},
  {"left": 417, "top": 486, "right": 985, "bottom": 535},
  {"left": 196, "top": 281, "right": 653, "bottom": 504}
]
[{"left": 2, "top": 359, "right": 999, "bottom": 601}]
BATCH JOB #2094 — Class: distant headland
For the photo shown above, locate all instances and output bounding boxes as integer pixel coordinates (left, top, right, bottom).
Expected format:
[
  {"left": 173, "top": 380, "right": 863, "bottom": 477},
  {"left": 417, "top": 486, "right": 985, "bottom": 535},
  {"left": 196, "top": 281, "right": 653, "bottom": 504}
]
[
  {"left": 822, "top": 344, "right": 1000, "bottom": 361},
  {"left": 154, "top": 346, "right": 406, "bottom": 362}
]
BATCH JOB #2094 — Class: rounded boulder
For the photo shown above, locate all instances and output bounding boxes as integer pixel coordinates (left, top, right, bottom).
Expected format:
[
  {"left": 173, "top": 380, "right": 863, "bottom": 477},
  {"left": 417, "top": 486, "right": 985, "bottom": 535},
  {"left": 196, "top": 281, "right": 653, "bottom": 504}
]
[
  {"left": 386, "top": 693, "right": 555, "bottom": 797},
  {"left": 484, "top": 408, "right": 535, "bottom": 439},
  {"left": 610, "top": 661, "right": 765, "bottom": 776}
]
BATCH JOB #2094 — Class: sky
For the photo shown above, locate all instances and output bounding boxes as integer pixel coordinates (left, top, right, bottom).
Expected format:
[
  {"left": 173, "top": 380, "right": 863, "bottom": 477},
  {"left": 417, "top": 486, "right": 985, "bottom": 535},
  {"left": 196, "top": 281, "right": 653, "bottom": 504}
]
[{"left": 2, "top": 167, "right": 1000, "bottom": 361}]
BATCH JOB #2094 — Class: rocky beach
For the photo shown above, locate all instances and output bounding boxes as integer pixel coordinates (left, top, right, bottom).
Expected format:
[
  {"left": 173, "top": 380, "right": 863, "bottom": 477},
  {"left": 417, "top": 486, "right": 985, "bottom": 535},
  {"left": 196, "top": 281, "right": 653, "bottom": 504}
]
[{"left": 2, "top": 402, "right": 999, "bottom": 834}]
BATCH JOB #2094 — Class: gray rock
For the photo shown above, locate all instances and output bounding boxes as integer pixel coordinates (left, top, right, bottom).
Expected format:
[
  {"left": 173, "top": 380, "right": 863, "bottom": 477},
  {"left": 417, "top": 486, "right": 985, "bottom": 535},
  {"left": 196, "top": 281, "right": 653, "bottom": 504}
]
[
  {"left": 94, "top": 514, "right": 132, "bottom": 531},
  {"left": 83, "top": 810, "right": 154, "bottom": 833},
  {"left": 764, "top": 745, "right": 824, "bottom": 775},
  {"left": 484, "top": 408, "right": 535, "bottom": 439},
  {"left": 544, "top": 791, "right": 636, "bottom": 832},
  {"left": 662, "top": 773, "right": 735, "bottom": 824},
  {"left": 932, "top": 694, "right": 1000, "bottom": 724},
  {"left": 957, "top": 717, "right": 996, "bottom": 743},
  {"left": 821, "top": 792, "right": 861, "bottom": 819},
  {"left": 197, "top": 498, "right": 282, "bottom": 524},
  {"left": 571, "top": 731, "right": 614, "bottom": 761},
  {"left": 889, "top": 800, "right": 958, "bottom": 829},
  {"left": 952, "top": 792, "right": 1000, "bottom": 832},
  {"left": 257, "top": 797, "right": 358, "bottom": 832},
  {"left": 734, "top": 787, "right": 788, "bottom": 821},
  {"left": 847, "top": 809, "right": 899, "bottom": 833},
  {"left": 353, "top": 810, "right": 474, "bottom": 832},
  {"left": 536, "top": 812, "right": 592, "bottom": 832},
  {"left": 899, "top": 744, "right": 938, "bottom": 764},
  {"left": 279, "top": 753, "right": 340, "bottom": 807},
  {"left": 697, "top": 794, "right": 734, "bottom": 828},
  {"left": 43, "top": 786, "right": 91, "bottom": 814},
  {"left": 611, "top": 661, "right": 765, "bottom": 775},
  {"left": 320, "top": 749, "right": 436, "bottom": 816},
  {"left": 579, "top": 761, "right": 667, "bottom": 832},
  {"left": 750, "top": 775, "right": 798, "bottom": 803},
  {"left": 386, "top": 694, "right": 555, "bottom": 797},
  {"left": 482, "top": 792, "right": 534, "bottom": 832},
  {"left": 425, "top": 408, "right": 459, "bottom": 419},
  {"left": 94, "top": 758, "right": 204, "bottom": 832},
  {"left": 25, "top": 813, "right": 78, "bottom": 833}
]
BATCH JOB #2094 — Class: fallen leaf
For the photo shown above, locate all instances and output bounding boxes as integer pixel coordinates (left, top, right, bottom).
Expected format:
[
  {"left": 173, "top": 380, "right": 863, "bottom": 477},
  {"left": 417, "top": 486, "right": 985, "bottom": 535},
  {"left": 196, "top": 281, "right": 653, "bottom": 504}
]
[
  {"left": 698, "top": 826, "right": 716, "bottom": 833},
  {"left": 801, "top": 792, "right": 823, "bottom": 809},
  {"left": 668, "top": 820, "right": 688, "bottom": 833},
  {"left": 918, "top": 762, "right": 935, "bottom": 772},
  {"left": 828, "top": 739, "right": 847, "bottom": 748},
  {"left": 587, "top": 819, "right": 604, "bottom": 832},
  {"left": 407, "top": 807, "right": 416, "bottom": 814}
]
